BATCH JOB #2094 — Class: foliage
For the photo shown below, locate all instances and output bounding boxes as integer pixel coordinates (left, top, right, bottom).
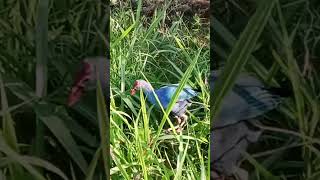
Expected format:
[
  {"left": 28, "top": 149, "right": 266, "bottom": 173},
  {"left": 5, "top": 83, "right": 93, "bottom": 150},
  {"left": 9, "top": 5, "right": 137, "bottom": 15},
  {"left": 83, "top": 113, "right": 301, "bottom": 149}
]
[
  {"left": 212, "top": 0, "right": 320, "bottom": 179},
  {"left": 0, "top": 0, "right": 108, "bottom": 179},
  {"left": 110, "top": 1, "right": 210, "bottom": 179}
]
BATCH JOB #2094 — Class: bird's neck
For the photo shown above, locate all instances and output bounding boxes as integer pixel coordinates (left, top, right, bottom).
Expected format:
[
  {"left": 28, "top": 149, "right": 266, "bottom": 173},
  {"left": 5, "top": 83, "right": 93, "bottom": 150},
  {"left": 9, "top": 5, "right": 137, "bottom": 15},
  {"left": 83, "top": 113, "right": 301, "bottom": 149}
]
[
  {"left": 141, "top": 83, "right": 157, "bottom": 104},
  {"left": 141, "top": 81, "right": 154, "bottom": 93}
]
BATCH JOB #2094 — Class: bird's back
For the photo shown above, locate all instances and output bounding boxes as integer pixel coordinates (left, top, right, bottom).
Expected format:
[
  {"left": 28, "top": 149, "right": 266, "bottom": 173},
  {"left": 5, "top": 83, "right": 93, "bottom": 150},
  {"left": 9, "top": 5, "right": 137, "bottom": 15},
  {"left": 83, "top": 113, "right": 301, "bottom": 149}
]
[
  {"left": 211, "top": 70, "right": 282, "bottom": 128},
  {"left": 153, "top": 84, "right": 198, "bottom": 108}
]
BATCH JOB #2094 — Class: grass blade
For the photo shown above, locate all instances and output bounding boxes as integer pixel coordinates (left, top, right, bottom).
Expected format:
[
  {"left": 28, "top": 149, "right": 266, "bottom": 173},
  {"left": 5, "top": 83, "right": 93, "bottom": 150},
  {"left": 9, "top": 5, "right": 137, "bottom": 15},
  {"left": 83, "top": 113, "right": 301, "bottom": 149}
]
[
  {"left": 35, "top": 0, "right": 49, "bottom": 158},
  {"left": 211, "top": 0, "right": 277, "bottom": 126},
  {"left": 96, "top": 77, "right": 110, "bottom": 179},
  {"left": 0, "top": 74, "right": 18, "bottom": 152},
  {"left": 85, "top": 147, "right": 101, "bottom": 180},
  {"left": 0, "top": 134, "right": 46, "bottom": 180},
  {"left": 35, "top": 103, "right": 88, "bottom": 174}
]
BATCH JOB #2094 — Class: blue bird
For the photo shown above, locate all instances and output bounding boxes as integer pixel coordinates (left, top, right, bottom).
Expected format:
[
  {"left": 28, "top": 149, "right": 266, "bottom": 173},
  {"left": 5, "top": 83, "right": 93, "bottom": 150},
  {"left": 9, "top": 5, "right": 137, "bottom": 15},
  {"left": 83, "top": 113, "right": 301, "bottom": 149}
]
[
  {"left": 210, "top": 70, "right": 288, "bottom": 179},
  {"left": 130, "top": 79, "right": 199, "bottom": 132},
  {"left": 210, "top": 70, "right": 282, "bottom": 129}
]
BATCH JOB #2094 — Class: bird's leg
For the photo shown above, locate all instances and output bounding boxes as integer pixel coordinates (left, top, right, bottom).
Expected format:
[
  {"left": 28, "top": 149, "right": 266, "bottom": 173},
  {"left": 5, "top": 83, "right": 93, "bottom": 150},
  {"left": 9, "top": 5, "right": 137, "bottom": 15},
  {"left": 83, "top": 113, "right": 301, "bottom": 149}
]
[
  {"left": 165, "top": 116, "right": 181, "bottom": 134},
  {"left": 174, "top": 115, "right": 182, "bottom": 125},
  {"left": 165, "top": 114, "right": 188, "bottom": 133},
  {"left": 175, "top": 114, "right": 188, "bottom": 133},
  {"left": 179, "top": 114, "right": 187, "bottom": 129}
]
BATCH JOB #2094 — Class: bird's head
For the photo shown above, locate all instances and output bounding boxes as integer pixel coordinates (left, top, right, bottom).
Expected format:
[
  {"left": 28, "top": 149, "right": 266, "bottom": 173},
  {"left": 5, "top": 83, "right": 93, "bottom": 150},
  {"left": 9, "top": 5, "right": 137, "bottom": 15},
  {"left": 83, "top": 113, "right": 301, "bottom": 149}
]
[
  {"left": 130, "top": 80, "right": 144, "bottom": 95},
  {"left": 130, "top": 80, "right": 153, "bottom": 95},
  {"left": 67, "top": 57, "right": 108, "bottom": 107}
]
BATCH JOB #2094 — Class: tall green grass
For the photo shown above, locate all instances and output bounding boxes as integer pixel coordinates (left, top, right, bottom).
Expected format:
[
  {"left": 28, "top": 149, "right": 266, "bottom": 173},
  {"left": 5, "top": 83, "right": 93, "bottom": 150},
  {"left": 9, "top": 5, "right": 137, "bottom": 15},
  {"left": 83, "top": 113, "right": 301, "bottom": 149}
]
[
  {"left": 0, "top": 0, "right": 109, "bottom": 179},
  {"left": 212, "top": 0, "right": 320, "bottom": 179},
  {"left": 111, "top": 2, "right": 210, "bottom": 179}
]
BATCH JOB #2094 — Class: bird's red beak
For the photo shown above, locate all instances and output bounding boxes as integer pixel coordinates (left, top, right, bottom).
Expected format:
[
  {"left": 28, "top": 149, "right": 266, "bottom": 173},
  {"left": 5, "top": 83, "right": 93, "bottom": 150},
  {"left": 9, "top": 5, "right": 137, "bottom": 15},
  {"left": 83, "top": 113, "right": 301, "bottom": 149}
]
[
  {"left": 67, "top": 62, "right": 92, "bottom": 107},
  {"left": 130, "top": 81, "right": 139, "bottom": 95},
  {"left": 130, "top": 88, "right": 136, "bottom": 95}
]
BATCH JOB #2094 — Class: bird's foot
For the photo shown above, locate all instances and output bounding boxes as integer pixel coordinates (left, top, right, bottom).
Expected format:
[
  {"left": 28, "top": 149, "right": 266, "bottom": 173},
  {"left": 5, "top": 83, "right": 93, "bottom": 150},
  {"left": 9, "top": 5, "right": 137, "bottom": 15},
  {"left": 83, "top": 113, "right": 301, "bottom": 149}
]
[
  {"left": 165, "top": 124, "right": 181, "bottom": 134},
  {"left": 164, "top": 115, "right": 188, "bottom": 134},
  {"left": 179, "top": 114, "right": 187, "bottom": 128}
]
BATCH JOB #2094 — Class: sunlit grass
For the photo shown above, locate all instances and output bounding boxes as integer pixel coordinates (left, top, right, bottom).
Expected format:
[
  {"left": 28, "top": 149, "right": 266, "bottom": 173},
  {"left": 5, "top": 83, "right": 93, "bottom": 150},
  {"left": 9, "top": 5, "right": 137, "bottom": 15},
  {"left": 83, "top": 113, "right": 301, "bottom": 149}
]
[{"left": 110, "top": 1, "right": 210, "bottom": 179}]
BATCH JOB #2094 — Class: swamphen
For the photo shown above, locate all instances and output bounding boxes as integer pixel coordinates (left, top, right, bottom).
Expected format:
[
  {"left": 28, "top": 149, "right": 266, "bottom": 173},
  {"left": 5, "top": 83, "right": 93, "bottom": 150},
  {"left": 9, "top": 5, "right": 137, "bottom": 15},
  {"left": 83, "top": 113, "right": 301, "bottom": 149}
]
[
  {"left": 67, "top": 57, "right": 108, "bottom": 107},
  {"left": 210, "top": 70, "right": 289, "bottom": 179},
  {"left": 210, "top": 70, "right": 283, "bottom": 129},
  {"left": 130, "top": 80, "right": 199, "bottom": 132}
]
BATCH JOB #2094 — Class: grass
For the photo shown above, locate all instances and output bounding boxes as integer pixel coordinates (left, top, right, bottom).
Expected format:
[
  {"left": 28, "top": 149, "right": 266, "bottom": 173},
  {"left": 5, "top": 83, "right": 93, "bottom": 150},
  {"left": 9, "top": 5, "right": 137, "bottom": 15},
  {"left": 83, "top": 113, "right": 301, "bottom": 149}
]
[
  {"left": 0, "top": 0, "right": 318, "bottom": 179},
  {"left": 0, "top": 0, "right": 109, "bottom": 179},
  {"left": 212, "top": 0, "right": 320, "bottom": 179},
  {"left": 110, "top": 1, "right": 210, "bottom": 179}
]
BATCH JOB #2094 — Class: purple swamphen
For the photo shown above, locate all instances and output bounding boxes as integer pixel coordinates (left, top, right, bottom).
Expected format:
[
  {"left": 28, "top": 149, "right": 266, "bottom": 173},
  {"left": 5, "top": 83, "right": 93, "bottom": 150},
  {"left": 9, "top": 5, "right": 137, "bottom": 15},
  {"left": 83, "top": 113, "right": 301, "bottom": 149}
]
[
  {"left": 130, "top": 79, "right": 199, "bottom": 132},
  {"left": 210, "top": 70, "right": 283, "bottom": 129},
  {"left": 210, "top": 70, "right": 289, "bottom": 179}
]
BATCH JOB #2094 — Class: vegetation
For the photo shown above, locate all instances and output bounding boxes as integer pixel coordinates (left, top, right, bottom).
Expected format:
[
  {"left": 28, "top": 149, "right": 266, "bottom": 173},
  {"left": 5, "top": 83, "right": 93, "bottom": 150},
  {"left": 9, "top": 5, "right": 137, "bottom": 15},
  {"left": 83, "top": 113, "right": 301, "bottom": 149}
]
[
  {"left": 110, "top": 1, "right": 210, "bottom": 179},
  {"left": 212, "top": 0, "right": 320, "bottom": 179},
  {"left": 1, "top": 0, "right": 318, "bottom": 179},
  {"left": 0, "top": 0, "right": 109, "bottom": 179}
]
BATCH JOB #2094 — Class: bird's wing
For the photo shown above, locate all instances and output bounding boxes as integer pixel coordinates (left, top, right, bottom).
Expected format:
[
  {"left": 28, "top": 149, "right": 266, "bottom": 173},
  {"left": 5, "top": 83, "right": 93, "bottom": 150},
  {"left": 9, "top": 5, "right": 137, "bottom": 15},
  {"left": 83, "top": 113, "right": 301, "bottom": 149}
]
[
  {"left": 213, "top": 84, "right": 281, "bottom": 128},
  {"left": 211, "top": 70, "right": 281, "bottom": 128},
  {"left": 157, "top": 84, "right": 198, "bottom": 100}
]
